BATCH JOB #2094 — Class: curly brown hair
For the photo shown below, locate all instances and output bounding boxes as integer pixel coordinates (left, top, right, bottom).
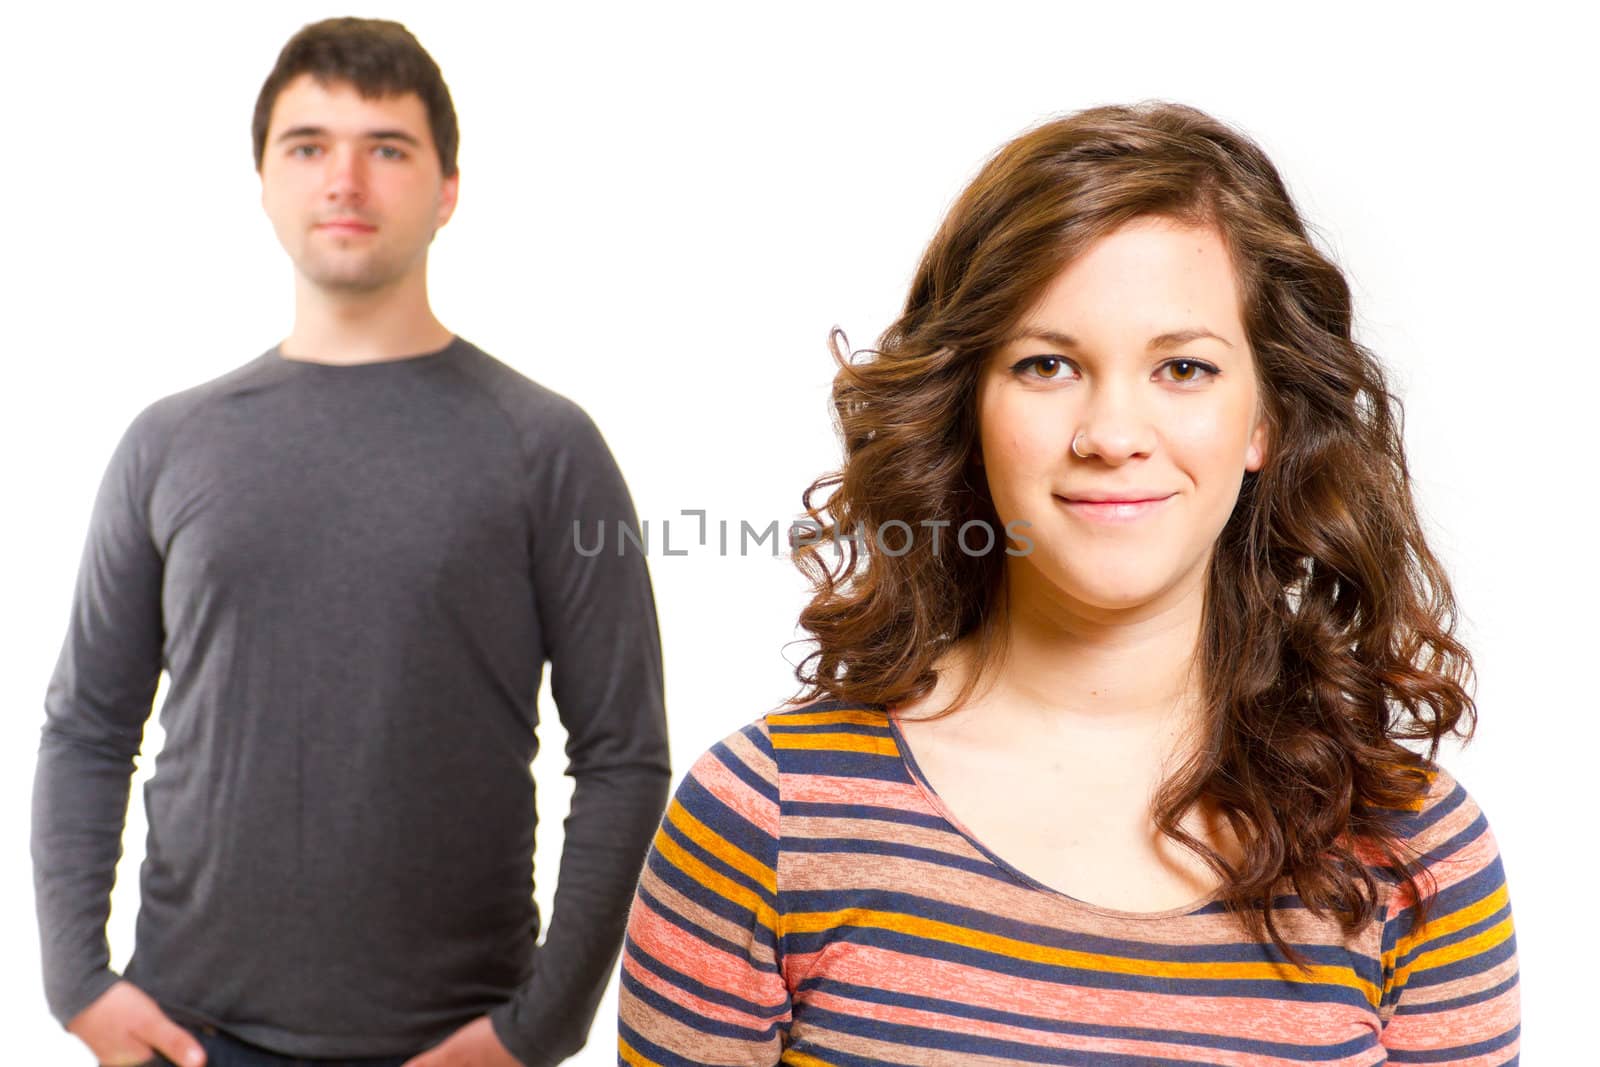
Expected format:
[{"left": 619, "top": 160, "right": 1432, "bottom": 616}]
[{"left": 790, "top": 99, "right": 1475, "bottom": 965}]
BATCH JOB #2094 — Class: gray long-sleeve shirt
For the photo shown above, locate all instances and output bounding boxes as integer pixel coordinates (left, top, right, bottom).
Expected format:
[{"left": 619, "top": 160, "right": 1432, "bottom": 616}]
[{"left": 31, "top": 335, "right": 670, "bottom": 1065}]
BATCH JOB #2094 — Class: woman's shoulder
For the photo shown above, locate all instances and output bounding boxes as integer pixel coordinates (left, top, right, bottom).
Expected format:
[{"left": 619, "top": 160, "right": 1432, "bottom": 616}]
[
  {"left": 1382, "top": 760, "right": 1492, "bottom": 847},
  {"left": 697, "top": 696, "right": 890, "bottom": 750},
  {"left": 681, "top": 698, "right": 895, "bottom": 791},
  {"left": 1370, "top": 759, "right": 1509, "bottom": 914}
]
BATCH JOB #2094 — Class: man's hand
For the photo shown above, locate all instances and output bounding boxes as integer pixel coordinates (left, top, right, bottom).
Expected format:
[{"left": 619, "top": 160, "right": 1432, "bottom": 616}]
[
  {"left": 66, "top": 980, "right": 206, "bottom": 1067},
  {"left": 400, "top": 1015, "right": 522, "bottom": 1067}
]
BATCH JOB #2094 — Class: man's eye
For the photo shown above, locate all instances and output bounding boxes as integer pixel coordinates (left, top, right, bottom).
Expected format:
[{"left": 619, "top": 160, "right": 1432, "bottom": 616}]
[{"left": 286, "top": 144, "right": 404, "bottom": 160}]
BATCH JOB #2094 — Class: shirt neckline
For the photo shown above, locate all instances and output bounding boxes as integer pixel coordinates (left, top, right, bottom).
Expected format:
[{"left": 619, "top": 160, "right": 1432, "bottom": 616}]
[
  {"left": 882, "top": 704, "right": 1223, "bottom": 922},
  {"left": 269, "top": 333, "right": 465, "bottom": 370}
]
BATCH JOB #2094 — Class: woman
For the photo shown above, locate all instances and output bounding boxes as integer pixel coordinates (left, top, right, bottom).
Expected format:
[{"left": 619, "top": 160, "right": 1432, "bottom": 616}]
[{"left": 618, "top": 101, "right": 1518, "bottom": 1064}]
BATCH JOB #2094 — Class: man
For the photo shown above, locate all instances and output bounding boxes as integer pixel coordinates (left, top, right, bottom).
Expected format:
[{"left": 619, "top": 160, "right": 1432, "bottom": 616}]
[{"left": 31, "top": 17, "right": 669, "bottom": 1067}]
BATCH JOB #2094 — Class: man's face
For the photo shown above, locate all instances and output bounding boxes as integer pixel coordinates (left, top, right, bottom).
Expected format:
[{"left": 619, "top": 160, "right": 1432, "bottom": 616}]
[{"left": 258, "top": 74, "right": 458, "bottom": 294}]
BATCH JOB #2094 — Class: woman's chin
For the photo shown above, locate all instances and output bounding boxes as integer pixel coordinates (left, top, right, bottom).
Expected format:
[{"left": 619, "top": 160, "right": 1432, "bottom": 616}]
[
  {"left": 1040, "top": 563, "right": 1191, "bottom": 615},
  {"left": 1072, "top": 586, "right": 1166, "bottom": 614}
]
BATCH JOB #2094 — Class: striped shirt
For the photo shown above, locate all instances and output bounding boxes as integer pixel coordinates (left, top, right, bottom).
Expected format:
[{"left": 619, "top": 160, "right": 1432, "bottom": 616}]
[{"left": 617, "top": 702, "right": 1519, "bottom": 1065}]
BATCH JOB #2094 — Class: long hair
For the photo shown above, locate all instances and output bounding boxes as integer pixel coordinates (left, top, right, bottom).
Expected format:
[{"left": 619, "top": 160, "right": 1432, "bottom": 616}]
[{"left": 790, "top": 100, "right": 1475, "bottom": 964}]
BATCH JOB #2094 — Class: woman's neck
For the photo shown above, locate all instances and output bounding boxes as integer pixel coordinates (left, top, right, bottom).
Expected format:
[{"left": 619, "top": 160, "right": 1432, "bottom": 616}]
[{"left": 962, "top": 567, "right": 1208, "bottom": 738}]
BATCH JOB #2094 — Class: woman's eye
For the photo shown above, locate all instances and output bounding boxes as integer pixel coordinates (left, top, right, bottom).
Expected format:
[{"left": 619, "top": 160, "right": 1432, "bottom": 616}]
[
  {"left": 1008, "top": 355, "right": 1219, "bottom": 384},
  {"left": 1162, "top": 359, "right": 1220, "bottom": 384},
  {"left": 1012, "top": 356, "right": 1069, "bottom": 380}
]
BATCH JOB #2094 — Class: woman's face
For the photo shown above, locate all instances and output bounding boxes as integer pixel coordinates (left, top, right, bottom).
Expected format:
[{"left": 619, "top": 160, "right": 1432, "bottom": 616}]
[{"left": 976, "top": 215, "right": 1269, "bottom": 616}]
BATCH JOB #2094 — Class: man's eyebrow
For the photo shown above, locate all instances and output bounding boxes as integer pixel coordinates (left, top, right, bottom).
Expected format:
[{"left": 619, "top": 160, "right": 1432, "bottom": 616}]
[
  {"left": 273, "top": 125, "right": 424, "bottom": 148},
  {"left": 1005, "top": 327, "right": 1233, "bottom": 349}
]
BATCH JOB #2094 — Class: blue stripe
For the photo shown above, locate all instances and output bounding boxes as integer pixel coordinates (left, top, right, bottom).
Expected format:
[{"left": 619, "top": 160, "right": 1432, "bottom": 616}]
[
  {"left": 781, "top": 799, "right": 953, "bottom": 832},
  {"left": 1393, "top": 971, "right": 1518, "bottom": 1016},
  {"left": 673, "top": 773, "right": 777, "bottom": 895},
  {"left": 797, "top": 1003, "right": 1235, "bottom": 1066},
  {"left": 1384, "top": 770, "right": 1464, "bottom": 839},
  {"left": 769, "top": 720, "right": 896, "bottom": 737},
  {"left": 618, "top": 1016, "right": 784, "bottom": 1067},
  {"left": 779, "top": 748, "right": 911, "bottom": 782},
  {"left": 782, "top": 834, "right": 1024, "bottom": 883},
  {"left": 709, "top": 729, "right": 779, "bottom": 805},
  {"left": 780, "top": 925, "right": 1373, "bottom": 1009},
  {"left": 1385, "top": 1022, "right": 1519, "bottom": 1062},
  {"left": 770, "top": 699, "right": 886, "bottom": 720},
  {"left": 619, "top": 968, "right": 781, "bottom": 1043},
  {"left": 1394, "top": 897, "right": 1511, "bottom": 976},
  {"left": 1401, "top": 935, "right": 1517, "bottom": 992},
  {"left": 794, "top": 976, "right": 1378, "bottom": 1060},
  {"left": 633, "top": 885, "right": 781, "bottom": 974},
  {"left": 777, "top": 1043, "right": 908, "bottom": 1067},
  {"left": 622, "top": 932, "right": 788, "bottom": 1018},
  {"left": 617, "top": 1018, "right": 702, "bottom": 1067},
  {"left": 659, "top": 813, "right": 769, "bottom": 904},
  {"left": 780, "top": 887, "right": 1371, "bottom": 968},
  {"left": 643, "top": 854, "right": 779, "bottom": 955},
  {"left": 1427, "top": 809, "right": 1491, "bottom": 865}
]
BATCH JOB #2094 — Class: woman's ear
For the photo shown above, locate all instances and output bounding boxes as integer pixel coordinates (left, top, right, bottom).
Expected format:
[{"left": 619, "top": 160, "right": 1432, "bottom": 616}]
[{"left": 1245, "top": 406, "right": 1269, "bottom": 472}]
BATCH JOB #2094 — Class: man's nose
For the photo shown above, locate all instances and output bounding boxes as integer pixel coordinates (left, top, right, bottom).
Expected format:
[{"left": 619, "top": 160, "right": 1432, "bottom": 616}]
[{"left": 323, "top": 145, "right": 368, "bottom": 203}]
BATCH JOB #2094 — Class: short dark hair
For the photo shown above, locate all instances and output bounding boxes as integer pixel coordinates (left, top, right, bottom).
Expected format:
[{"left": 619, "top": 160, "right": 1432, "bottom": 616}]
[{"left": 252, "top": 17, "right": 459, "bottom": 178}]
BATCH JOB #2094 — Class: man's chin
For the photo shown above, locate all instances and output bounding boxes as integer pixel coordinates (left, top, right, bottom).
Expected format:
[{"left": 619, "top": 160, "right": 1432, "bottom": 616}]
[{"left": 299, "top": 264, "right": 395, "bottom": 295}]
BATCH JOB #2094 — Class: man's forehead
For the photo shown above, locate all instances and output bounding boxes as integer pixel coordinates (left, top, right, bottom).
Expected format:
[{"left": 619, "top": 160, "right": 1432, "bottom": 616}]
[{"left": 269, "top": 74, "right": 427, "bottom": 132}]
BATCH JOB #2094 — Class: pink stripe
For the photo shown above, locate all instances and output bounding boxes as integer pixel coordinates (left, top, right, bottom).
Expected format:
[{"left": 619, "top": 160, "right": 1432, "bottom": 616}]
[
  {"left": 688, "top": 746, "right": 779, "bottom": 836},
  {"left": 1381, "top": 986, "right": 1520, "bottom": 1052},
  {"left": 621, "top": 949, "right": 782, "bottom": 1030},
  {"left": 1386, "top": 825, "right": 1501, "bottom": 915},
  {"left": 627, "top": 897, "right": 780, "bottom": 1005},
  {"left": 787, "top": 944, "right": 1380, "bottom": 1044},
  {"left": 801, "top": 989, "right": 1380, "bottom": 1065},
  {"left": 786, "top": 773, "right": 930, "bottom": 811}
]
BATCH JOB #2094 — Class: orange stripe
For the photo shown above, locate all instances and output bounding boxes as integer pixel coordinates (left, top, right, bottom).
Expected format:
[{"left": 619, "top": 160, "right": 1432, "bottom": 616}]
[
  {"left": 772, "top": 708, "right": 886, "bottom": 728},
  {"left": 618, "top": 1036, "right": 662, "bottom": 1067},
  {"left": 770, "top": 731, "right": 900, "bottom": 756},
  {"left": 666, "top": 798, "right": 777, "bottom": 895},
  {"left": 1389, "top": 914, "right": 1515, "bottom": 996},
  {"left": 783, "top": 907, "right": 1380, "bottom": 1005},
  {"left": 1384, "top": 882, "right": 1509, "bottom": 976},
  {"left": 1396, "top": 766, "right": 1441, "bottom": 812},
  {"left": 652, "top": 825, "right": 778, "bottom": 933}
]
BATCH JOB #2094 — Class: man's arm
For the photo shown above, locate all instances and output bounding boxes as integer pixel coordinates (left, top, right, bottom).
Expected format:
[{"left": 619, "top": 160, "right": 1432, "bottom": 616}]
[
  {"left": 32, "top": 407, "right": 167, "bottom": 1024},
  {"left": 488, "top": 402, "right": 670, "bottom": 1067}
]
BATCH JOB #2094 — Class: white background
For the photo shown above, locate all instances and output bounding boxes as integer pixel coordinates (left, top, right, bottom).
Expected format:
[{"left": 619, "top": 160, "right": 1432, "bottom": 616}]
[{"left": 2, "top": 1, "right": 1590, "bottom": 1062}]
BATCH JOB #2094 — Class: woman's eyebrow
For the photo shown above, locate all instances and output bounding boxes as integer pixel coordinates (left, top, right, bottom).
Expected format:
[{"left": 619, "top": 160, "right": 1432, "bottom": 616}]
[{"left": 1005, "top": 327, "right": 1233, "bottom": 349}]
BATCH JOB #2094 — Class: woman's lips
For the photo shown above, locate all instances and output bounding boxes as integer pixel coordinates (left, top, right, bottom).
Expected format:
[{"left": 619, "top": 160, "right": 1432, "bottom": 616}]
[{"left": 1054, "top": 494, "right": 1175, "bottom": 523}]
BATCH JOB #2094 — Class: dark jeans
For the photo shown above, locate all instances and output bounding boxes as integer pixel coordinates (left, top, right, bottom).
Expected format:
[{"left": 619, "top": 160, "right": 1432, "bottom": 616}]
[{"left": 137, "top": 1022, "right": 418, "bottom": 1067}]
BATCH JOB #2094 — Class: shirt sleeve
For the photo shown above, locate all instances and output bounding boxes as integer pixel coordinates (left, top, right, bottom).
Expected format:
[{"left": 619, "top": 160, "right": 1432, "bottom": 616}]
[
  {"left": 31, "top": 407, "right": 169, "bottom": 1025},
  {"left": 1377, "top": 768, "right": 1520, "bottom": 1064},
  {"left": 488, "top": 402, "right": 672, "bottom": 1067},
  {"left": 617, "top": 717, "right": 792, "bottom": 1066}
]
